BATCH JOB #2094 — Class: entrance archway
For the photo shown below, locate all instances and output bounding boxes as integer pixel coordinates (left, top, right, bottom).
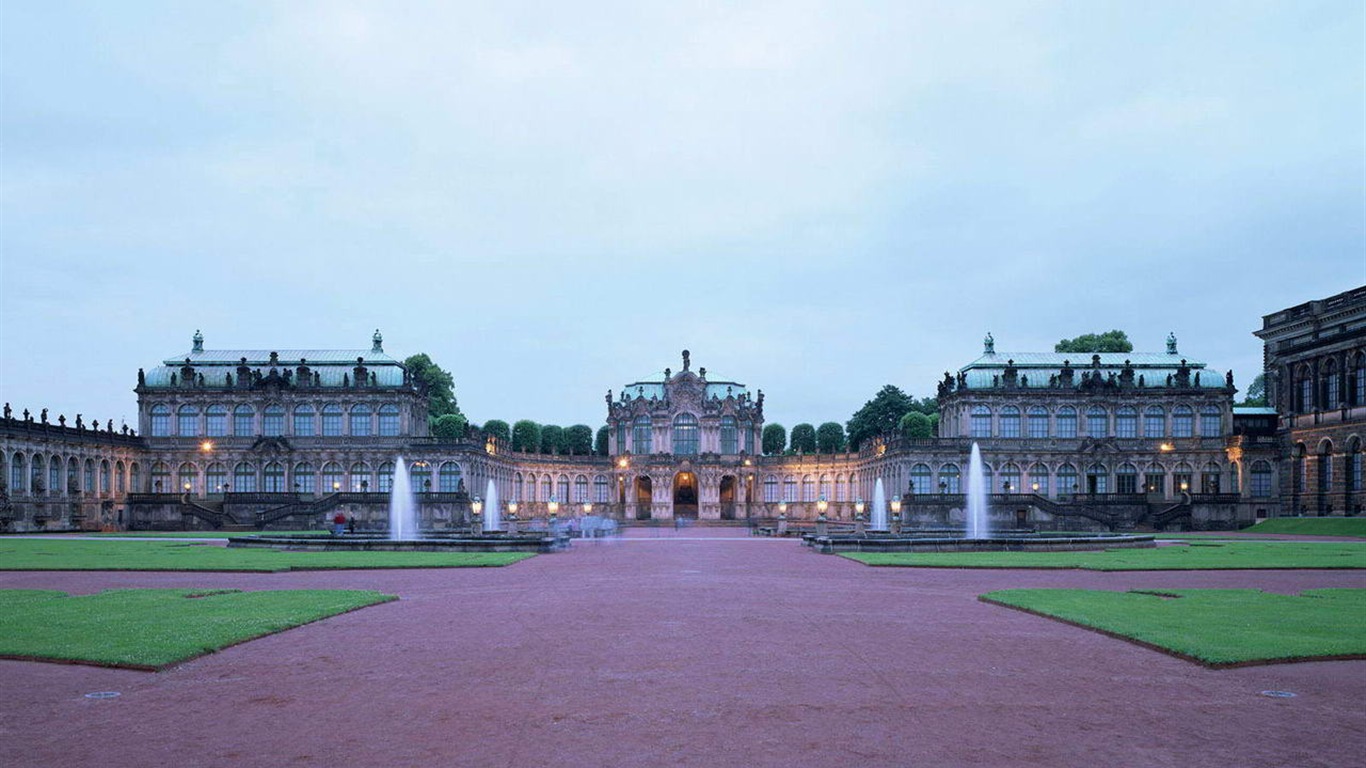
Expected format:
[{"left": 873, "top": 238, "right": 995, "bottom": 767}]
[
  {"left": 673, "top": 471, "right": 698, "bottom": 519},
  {"left": 719, "top": 475, "right": 736, "bottom": 519},
  {"left": 635, "top": 476, "right": 652, "bottom": 520}
]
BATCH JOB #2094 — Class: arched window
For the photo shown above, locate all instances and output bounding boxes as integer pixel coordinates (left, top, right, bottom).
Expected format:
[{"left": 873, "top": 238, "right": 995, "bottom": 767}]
[
  {"left": 835, "top": 474, "right": 847, "bottom": 502},
  {"left": 442, "top": 459, "right": 464, "bottom": 489},
  {"left": 783, "top": 476, "right": 797, "bottom": 502},
  {"left": 206, "top": 405, "right": 228, "bottom": 436},
  {"left": 719, "top": 416, "right": 738, "bottom": 454},
  {"left": 177, "top": 406, "right": 199, "bottom": 437},
  {"left": 1144, "top": 463, "right": 1166, "bottom": 494},
  {"left": 263, "top": 405, "right": 285, "bottom": 437},
  {"left": 970, "top": 406, "right": 992, "bottom": 438},
  {"left": 292, "top": 405, "right": 314, "bottom": 437},
  {"left": 939, "top": 464, "right": 961, "bottom": 495},
  {"left": 1144, "top": 406, "right": 1165, "bottom": 437},
  {"left": 148, "top": 461, "right": 167, "bottom": 493},
  {"left": 350, "top": 404, "right": 372, "bottom": 437},
  {"left": 819, "top": 474, "right": 832, "bottom": 499},
  {"left": 1351, "top": 354, "right": 1365, "bottom": 407},
  {"left": 1349, "top": 438, "right": 1363, "bottom": 495},
  {"left": 1027, "top": 463, "right": 1049, "bottom": 496},
  {"left": 377, "top": 462, "right": 395, "bottom": 493},
  {"left": 1250, "top": 460, "right": 1273, "bottom": 498},
  {"left": 1201, "top": 462, "right": 1221, "bottom": 494},
  {"left": 1027, "top": 407, "right": 1049, "bottom": 438},
  {"left": 1293, "top": 445, "right": 1307, "bottom": 495},
  {"left": 743, "top": 421, "right": 755, "bottom": 454},
  {"left": 764, "top": 476, "right": 779, "bottom": 503},
  {"left": 1297, "top": 365, "right": 1314, "bottom": 412},
  {"left": 1116, "top": 463, "right": 1138, "bottom": 494},
  {"left": 99, "top": 460, "right": 110, "bottom": 495},
  {"left": 321, "top": 462, "right": 343, "bottom": 493},
  {"left": 1173, "top": 462, "right": 1194, "bottom": 494},
  {"left": 1318, "top": 440, "right": 1334, "bottom": 500},
  {"left": 1055, "top": 406, "right": 1077, "bottom": 438},
  {"left": 1200, "top": 406, "right": 1221, "bottom": 438},
  {"left": 177, "top": 462, "right": 197, "bottom": 495},
  {"left": 540, "top": 476, "right": 552, "bottom": 501},
  {"left": 672, "top": 413, "right": 699, "bottom": 455},
  {"left": 294, "top": 462, "right": 316, "bottom": 494},
  {"left": 999, "top": 406, "right": 1020, "bottom": 438},
  {"left": 557, "top": 474, "right": 570, "bottom": 501},
  {"left": 1086, "top": 463, "right": 1108, "bottom": 494},
  {"left": 349, "top": 462, "right": 371, "bottom": 492},
  {"left": 129, "top": 462, "right": 141, "bottom": 493},
  {"left": 233, "top": 405, "right": 255, "bottom": 437},
  {"left": 1086, "top": 407, "right": 1108, "bottom": 438},
  {"left": 1172, "top": 406, "right": 1194, "bottom": 438},
  {"left": 1057, "top": 463, "right": 1078, "bottom": 496},
  {"left": 633, "top": 416, "right": 653, "bottom": 454},
  {"left": 263, "top": 462, "right": 285, "bottom": 492},
  {"left": 999, "top": 463, "right": 1021, "bottom": 493},
  {"left": 379, "top": 404, "right": 401, "bottom": 436},
  {"left": 574, "top": 475, "right": 589, "bottom": 503},
  {"left": 411, "top": 462, "right": 431, "bottom": 492},
  {"left": 205, "top": 462, "right": 227, "bottom": 493},
  {"left": 150, "top": 405, "right": 171, "bottom": 437},
  {"left": 594, "top": 475, "right": 609, "bottom": 503},
  {"left": 9, "top": 453, "right": 26, "bottom": 493},
  {"left": 322, "top": 405, "right": 343, "bottom": 437},
  {"left": 30, "top": 455, "right": 44, "bottom": 494},
  {"left": 233, "top": 462, "right": 257, "bottom": 493},
  {"left": 1324, "top": 359, "right": 1340, "bottom": 409},
  {"left": 1115, "top": 407, "right": 1137, "bottom": 439},
  {"left": 49, "top": 455, "right": 61, "bottom": 496},
  {"left": 801, "top": 475, "right": 815, "bottom": 502}
]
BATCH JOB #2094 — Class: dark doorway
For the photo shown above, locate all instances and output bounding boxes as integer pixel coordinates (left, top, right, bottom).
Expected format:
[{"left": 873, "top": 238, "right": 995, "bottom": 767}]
[
  {"left": 635, "top": 476, "right": 652, "bottom": 520},
  {"left": 719, "top": 475, "right": 736, "bottom": 520},
  {"left": 674, "top": 472, "right": 699, "bottom": 519}
]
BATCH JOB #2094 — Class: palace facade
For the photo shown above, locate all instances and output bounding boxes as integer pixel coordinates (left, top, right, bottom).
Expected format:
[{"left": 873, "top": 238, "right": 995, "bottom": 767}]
[{"left": 4, "top": 286, "right": 1363, "bottom": 533}]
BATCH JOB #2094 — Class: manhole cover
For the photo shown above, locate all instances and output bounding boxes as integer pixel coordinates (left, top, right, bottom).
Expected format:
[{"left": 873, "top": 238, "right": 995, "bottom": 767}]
[
  {"left": 84, "top": 691, "right": 121, "bottom": 699},
  {"left": 1260, "top": 690, "right": 1297, "bottom": 698}
]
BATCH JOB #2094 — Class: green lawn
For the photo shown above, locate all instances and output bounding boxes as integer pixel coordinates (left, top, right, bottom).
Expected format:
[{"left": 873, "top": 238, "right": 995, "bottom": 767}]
[
  {"left": 842, "top": 541, "right": 1366, "bottom": 570},
  {"left": 980, "top": 588, "right": 1366, "bottom": 667},
  {"left": 0, "top": 539, "right": 535, "bottom": 572},
  {"left": 0, "top": 588, "right": 396, "bottom": 669},
  {"left": 76, "top": 531, "right": 330, "bottom": 539},
  {"left": 1241, "top": 517, "right": 1366, "bottom": 538}
]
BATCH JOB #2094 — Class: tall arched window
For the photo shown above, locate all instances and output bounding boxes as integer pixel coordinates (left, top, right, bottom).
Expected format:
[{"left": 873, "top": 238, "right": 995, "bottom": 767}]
[
  {"left": 594, "top": 475, "right": 610, "bottom": 503},
  {"left": 1057, "top": 463, "right": 1078, "bottom": 496},
  {"left": 1027, "top": 407, "right": 1049, "bottom": 438},
  {"left": 1144, "top": 463, "right": 1166, "bottom": 494},
  {"left": 720, "top": 416, "right": 738, "bottom": 454},
  {"left": 1351, "top": 354, "right": 1365, "bottom": 407},
  {"left": 294, "top": 462, "right": 316, "bottom": 494},
  {"left": 1318, "top": 440, "right": 1334, "bottom": 501},
  {"left": 1173, "top": 462, "right": 1194, "bottom": 494},
  {"left": 1086, "top": 407, "right": 1108, "bottom": 438},
  {"left": 819, "top": 474, "right": 831, "bottom": 499},
  {"left": 149, "top": 461, "right": 167, "bottom": 493},
  {"left": 377, "top": 462, "right": 395, "bottom": 493},
  {"left": 672, "top": 413, "right": 699, "bottom": 455},
  {"left": 1250, "top": 460, "right": 1273, "bottom": 498},
  {"left": 1027, "top": 463, "right": 1049, "bottom": 496},
  {"left": 263, "top": 461, "right": 285, "bottom": 492},
  {"left": 1172, "top": 406, "right": 1194, "bottom": 438},
  {"left": 1115, "top": 407, "right": 1137, "bottom": 438},
  {"left": 379, "top": 404, "right": 401, "bottom": 436},
  {"left": 350, "top": 404, "right": 372, "bottom": 437},
  {"left": 1297, "top": 365, "right": 1313, "bottom": 412},
  {"left": 633, "top": 416, "right": 653, "bottom": 454},
  {"left": 293, "top": 405, "right": 315, "bottom": 436},
  {"left": 1116, "top": 463, "right": 1138, "bottom": 494},
  {"left": 764, "top": 476, "right": 779, "bottom": 502},
  {"left": 1293, "top": 445, "right": 1307, "bottom": 496},
  {"left": 834, "top": 474, "right": 847, "bottom": 502},
  {"left": 263, "top": 405, "right": 284, "bottom": 437},
  {"left": 540, "top": 476, "right": 552, "bottom": 501},
  {"left": 233, "top": 462, "right": 257, "bottom": 493},
  {"left": 1199, "top": 406, "right": 1221, "bottom": 437},
  {"left": 999, "top": 463, "right": 1021, "bottom": 493},
  {"left": 177, "top": 462, "right": 197, "bottom": 495},
  {"left": 206, "top": 462, "right": 227, "bottom": 493},
  {"left": 1324, "top": 360, "right": 1340, "bottom": 409},
  {"left": 321, "top": 462, "right": 344, "bottom": 493},
  {"left": 349, "top": 462, "right": 371, "bottom": 492},
  {"left": 29, "top": 455, "right": 44, "bottom": 494},
  {"left": 1201, "top": 462, "right": 1221, "bottom": 494},
  {"left": 49, "top": 455, "right": 61, "bottom": 496},
  {"left": 801, "top": 475, "right": 815, "bottom": 502},
  {"left": 150, "top": 405, "right": 171, "bottom": 437},
  {"left": 783, "top": 476, "right": 797, "bottom": 502},
  {"left": 99, "top": 460, "right": 110, "bottom": 496},
  {"left": 129, "top": 462, "right": 141, "bottom": 493},
  {"left": 557, "top": 474, "right": 570, "bottom": 501},
  {"left": 1349, "top": 438, "right": 1363, "bottom": 496},
  {"left": 998, "top": 407, "right": 1020, "bottom": 438},
  {"left": 1144, "top": 406, "right": 1165, "bottom": 437},
  {"left": 206, "top": 405, "right": 228, "bottom": 436},
  {"left": 9, "top": 453, "right": 26, "bottom": 493},
  {"left": 970, "top": 406, "right": 992, "bottom": 438},
  {"left": 1055, "top": 407, "right": 1077, "bottom": 438},
  {"left": 177, "top": 406, "right": 198, "bottom": 437},
  {"left": 574, "top": 475, "right": 589, "bottom": 503},
  {"left": 1086, "top": 463, "right": 1108, "bottom": 494},
  {"left": 321, "top": 405, "right": 343, "bottom": 437},
  {"left": 939, "top": 464, "right": 961, "bottom": 494},
  {"left": 233, "top": 405, "right": 255, "bottom": 436},
  {"left": 411, "top": 461, "right": 431, "bottom": 492}
]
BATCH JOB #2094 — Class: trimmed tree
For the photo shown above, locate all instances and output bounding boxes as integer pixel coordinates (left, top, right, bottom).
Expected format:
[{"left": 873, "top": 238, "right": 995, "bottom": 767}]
[
  {"left": 595, "top": 426, "right": 610, "bottom": 456},
  {"left": 762, "top": 423, "right": 787, "bottom": 455},
  {"left": 1055, "top": 330, "right": 1133, "bottom": 353},
  {"left": 816, "top": 422, "right": 846, "bottom": 453},
  {"left": 511, "top": 420, "right": 541, "bottom": 452},
  {"left": 540, "top": 425, "right": 564, "bottom": 454},
  {"left": 790, "top": 423, "right": 816, "bottom": 454},
  {"left": 431, "top": 413, "right": 468, "bottom": 438},
  {"left": 565, "top": 424, "right": 594, "bottom": 456},
  {"left": 483, "top": 419, "right": 511, "bottom": 445},
  {"left": 899, "top": 411, "right": 933, "bottom": 439}
]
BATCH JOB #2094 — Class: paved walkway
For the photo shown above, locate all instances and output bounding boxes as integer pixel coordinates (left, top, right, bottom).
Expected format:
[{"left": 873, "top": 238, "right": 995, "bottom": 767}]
[{"left": 2, "top": 530, "right": 1364, "bottom": 767}]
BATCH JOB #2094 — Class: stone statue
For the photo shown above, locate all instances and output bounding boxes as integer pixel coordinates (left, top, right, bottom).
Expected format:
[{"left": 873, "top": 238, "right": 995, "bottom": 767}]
[
  {"left": 76, "top": 414, "right": 84, "bottom": 429},
  {"left": 22, "top": 409, "right": 30, "bottom": 421},
  {"left": 58, "top": 414, "right": 66, "bottom": 427},
  {"left": 40, "top": 408, "right": 47, "bottom": 424},
  {"left": 984, "top": 332, "right": 995, "bottom": 354},
  {"left": 3, "top": 403, "right": 10, "bottom": 419},
  {"left": 1167, "top": 332, "right": 1178, "bottom": 355},
  {"left": 682, "top": 349, "right": 690, "bottom": 371}
]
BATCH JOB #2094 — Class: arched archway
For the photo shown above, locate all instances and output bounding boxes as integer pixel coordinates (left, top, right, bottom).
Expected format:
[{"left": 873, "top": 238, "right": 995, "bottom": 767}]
[
  {"left": 673, "top": 471, "right": 698, "bottom": 519},
  {"left": 719, "top": 475, "right": 736, "bottom": 519},
  {"left": 635, "top": 476, "right": 652, "bottom": 520}
]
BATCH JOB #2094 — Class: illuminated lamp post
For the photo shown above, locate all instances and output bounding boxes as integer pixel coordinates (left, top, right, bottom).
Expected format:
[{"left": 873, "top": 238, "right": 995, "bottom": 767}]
[
  {"left": 854, "top": 497, "right": 866, "bottom": 536},
  {"left": 471, "top": 495, "right": 483, "bottom": 534},
  {"left": 889, "top": 497, "right": 902, "bottom": 534}
]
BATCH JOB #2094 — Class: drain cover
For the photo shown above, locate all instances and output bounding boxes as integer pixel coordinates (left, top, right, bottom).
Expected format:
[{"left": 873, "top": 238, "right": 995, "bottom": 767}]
[
  {"left": 1260, "top": 690, "right": 1297, "bottom": 698},
  {"left": 84, "top": 691, "right": 121, "bottom": 699}
]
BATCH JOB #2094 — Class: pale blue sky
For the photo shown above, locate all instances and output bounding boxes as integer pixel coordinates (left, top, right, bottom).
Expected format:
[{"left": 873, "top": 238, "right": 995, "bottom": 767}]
[{"left": 1, "top": 1, "right": 1362, "bottom": 430}]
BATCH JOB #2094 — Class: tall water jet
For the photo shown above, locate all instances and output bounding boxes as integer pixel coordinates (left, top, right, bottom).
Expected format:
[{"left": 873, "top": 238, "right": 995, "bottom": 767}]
[
  {"left": 482, "top": 478, "right": 501, "bottom": 533},
  {"left": 870, "top": 477, "right": 888, "bottom": 531},
  {"left": 389, "top": 456, "right": 418, "bottom": 540},
  {"left": 966, "top": 442, "right": 990, "bottom": 539}
]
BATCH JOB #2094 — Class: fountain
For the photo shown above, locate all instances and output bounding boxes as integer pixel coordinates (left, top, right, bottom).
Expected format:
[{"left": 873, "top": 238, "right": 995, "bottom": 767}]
[
  {"left": 389, "top": 456, "right": 418, "bottom": 541},
  {"left": 482, "top": 479, "right": 501, "bottom": 533},
  {"left": 870, "top": 478, "right": 888, "bottom": 532},
  {"left": 966, "top": 442, "right": 989, "bottom": 539}
]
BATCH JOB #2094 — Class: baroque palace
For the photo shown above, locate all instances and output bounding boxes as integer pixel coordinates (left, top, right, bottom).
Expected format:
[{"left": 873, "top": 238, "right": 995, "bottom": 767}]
[{"left": 2, "top": 287, "right": 1363, "bottom": 533}]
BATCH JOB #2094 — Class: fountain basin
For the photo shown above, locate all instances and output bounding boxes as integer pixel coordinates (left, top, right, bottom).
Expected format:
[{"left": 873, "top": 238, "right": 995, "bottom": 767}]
[
  {"left": 228, "top": 533, "right": 561, "bottom": 554},
  {"left": 808, "top": 533, "right": 1154, "bottom": 555}
]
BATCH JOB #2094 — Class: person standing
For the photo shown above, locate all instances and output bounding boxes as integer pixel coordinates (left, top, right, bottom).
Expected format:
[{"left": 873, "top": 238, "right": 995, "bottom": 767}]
[{"left": 332, "top": 511, "right": 347, "bottom": 536}]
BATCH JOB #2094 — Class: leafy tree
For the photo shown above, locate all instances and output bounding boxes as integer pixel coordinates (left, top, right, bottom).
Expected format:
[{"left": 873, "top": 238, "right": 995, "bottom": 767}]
[
  {"left": 816, "top": 422, "right": 846, "bottom": 454},
  {"left": 483, "top": 419, "right": 511, "bottom": 445},
  {"left": 762, "top": 423, "right": 787, "bottom": 455},
  {"left": 899, "top": 411, "right": 933, "bottom": 439},
  {"left": 511, "top": 420, "right": 541, "bottom": 452},
  {"left": 565, "top": 424, "right": 594, "bottom": 455},
  {"left": 540, "top": 424, "right": 565, "bottom": 454},
  {"left": 1239, "top": 373, "right": 1267, "bottom": 407},
  {"left": 1054, "top": 330, "right": 1133, "bottom": 354},
  {"left": 431, "top": 413, "right": 467, "bottom": 438},
  {"left": 403, "top": 353, "right": 461, "bottom": 420},
  {"left": 790, "top": 423, "right": 816, "bottom": 453},
  {"left": 595, "top": 426, "right": 610, "bottom": 456},
  {"left": 846, "top": 385, "right": 916, "bottom": 451}
]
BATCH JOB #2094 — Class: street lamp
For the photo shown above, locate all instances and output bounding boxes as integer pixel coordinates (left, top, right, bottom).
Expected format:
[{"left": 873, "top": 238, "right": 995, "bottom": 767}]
[
  {"left": 1032, "top": 482, "right": 1039, "bottom": 493},
  {"left": 816, "top": 495, "right": 828, "bottom": 516},
  {"left": 332, "top": 481, "right": 341, "bottom": 492},
  {"left": 778, "top": 501, "right": 787, "bottom": 518},
  {"left": 855, "top": 498, "right": 865, "bottom": 520},
  {"left": 583, "top": 501, "right": 593, "bottom": 518},
  {"left": 471, "top": 496, "right": 483, "bottom": 517},
  {"left": 508, "top": 501, "right": 518, "bottom": 517},
  {"left": 1003, "top": 480, "right": 1012, "bottom": 494},
  {"left": 547, "top": 495, "right": 560, "bottom": 516}
]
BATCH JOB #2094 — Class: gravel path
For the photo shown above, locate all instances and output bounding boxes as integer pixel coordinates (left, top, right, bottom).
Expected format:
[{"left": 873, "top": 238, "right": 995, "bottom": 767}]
[{"left": 2, "top": 528, "right": 1363, "bottom": 767}]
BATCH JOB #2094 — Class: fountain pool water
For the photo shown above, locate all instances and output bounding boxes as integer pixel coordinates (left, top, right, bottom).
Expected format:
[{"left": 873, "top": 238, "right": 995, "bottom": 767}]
[
  {"left": 966, "top": 442, "right": 989, "bottom": 539},
  {"left": 389, "top": 456, "right": 418, "bottom": 540},
  {"left": 870, "top": 478, "right": 888, "bottom": 531},
  {"left": 482, "top": 479, "right": 501, "bottom": 533}
]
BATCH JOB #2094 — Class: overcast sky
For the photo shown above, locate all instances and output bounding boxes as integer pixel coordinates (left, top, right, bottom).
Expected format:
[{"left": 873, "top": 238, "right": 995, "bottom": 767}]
[{"left": 1, "top": 1, "right": 1362, "bottom": 431}]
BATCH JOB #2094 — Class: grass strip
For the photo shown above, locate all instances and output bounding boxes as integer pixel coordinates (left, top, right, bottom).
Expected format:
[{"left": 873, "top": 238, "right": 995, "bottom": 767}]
[
  {"left": 58, "top": 531, "right": 332, "bottom": 539},
  {"left": 0, "top": 588, "right": 396, "bottom": 669},
  {"left": 0, "top": 539, "right": 535, "bottom": 572},
  {"left": 980, "top": 588, "right": 1366, "bottom": 667},
  {"left": 841, "top": 541, "right": 1366, "bottom": 570},
  {"left": 1240, "top": 518, "right": 1366, "bottom": 538}
]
